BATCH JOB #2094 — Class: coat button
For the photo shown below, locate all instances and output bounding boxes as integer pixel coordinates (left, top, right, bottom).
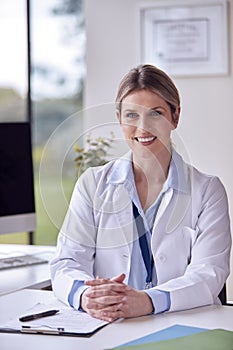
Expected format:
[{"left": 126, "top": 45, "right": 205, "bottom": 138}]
[{"left": 158, "top": 254, "right": 166, "bottom": 263}]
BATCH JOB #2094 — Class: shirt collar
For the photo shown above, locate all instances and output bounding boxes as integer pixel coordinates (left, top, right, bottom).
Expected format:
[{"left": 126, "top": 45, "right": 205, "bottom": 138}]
[{"left": 106, "top": 148, "right": 189, "bottom": 194}]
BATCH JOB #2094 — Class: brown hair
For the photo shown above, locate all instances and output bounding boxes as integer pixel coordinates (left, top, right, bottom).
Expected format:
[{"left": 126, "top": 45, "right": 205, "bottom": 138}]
[{"left": 115, "top": 64, "right": 180, "bottom": 116}]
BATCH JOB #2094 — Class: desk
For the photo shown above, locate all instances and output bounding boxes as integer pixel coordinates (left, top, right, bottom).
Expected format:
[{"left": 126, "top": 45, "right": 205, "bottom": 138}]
[
  {"left": 0, "top": 289, "right": 233, "bottom": 350},
  {"left": 0, "top": 244, "right": 55, "bottom": 296}
]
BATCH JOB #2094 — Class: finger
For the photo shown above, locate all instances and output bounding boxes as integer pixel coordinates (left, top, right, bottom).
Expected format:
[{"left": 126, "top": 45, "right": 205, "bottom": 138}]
[
  {"left": 85, "top": 289, "right": 122, "bottom": 298},
  {"left": 100, "top": 302, "right": 124, "bottom": 313},
  {"left": 92, "top": 312, "right": 116, "bottom": 323},
  {"left": 86, "top": 295, "right": 126, "bottom": 308},
  {"left": 85, "top": 284, "right": 128, "bottom": 297},
  {"left": 86, "top": 308, "right": 116, "bottom": 323},
  {"left": 85, "top": 278, "right": 111, "bottom": 286},
  {"left": 111, "top": 273, "right": 126, "bottom": 283},
  {"left": 96, "top": 275, "right": 110, "bottom": 281},
  {"left": 100, "top": 309, "right": 125, "bottom": 321},
  {"left": 87, "top": 304, "right": 125, "bottom": 323}
]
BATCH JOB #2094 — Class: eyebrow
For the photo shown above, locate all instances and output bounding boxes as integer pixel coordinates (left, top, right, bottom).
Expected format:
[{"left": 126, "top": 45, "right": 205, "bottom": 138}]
[
  {"left": 151, "top": 106, "right": 167, "bottom": 111},
  {"left": 122, "top": 106, "right": 167, "bottom": 112},
  {"left": 122, "top": 109, "right": 137, "bottom": 113}
]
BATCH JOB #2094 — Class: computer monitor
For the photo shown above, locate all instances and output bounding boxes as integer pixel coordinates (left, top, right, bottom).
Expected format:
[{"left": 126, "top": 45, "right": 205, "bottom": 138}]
[{"left": 0, "top": 122, "right": 36, "bottom": 234}]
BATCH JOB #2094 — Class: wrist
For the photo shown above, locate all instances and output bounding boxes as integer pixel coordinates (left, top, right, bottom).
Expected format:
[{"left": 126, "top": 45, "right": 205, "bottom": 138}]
[
  {"left": 142, "top": 292, "right": 154, "bottom": 315},
  {"left": 80, "top": 288, "right": 89, "bottom": 312}
]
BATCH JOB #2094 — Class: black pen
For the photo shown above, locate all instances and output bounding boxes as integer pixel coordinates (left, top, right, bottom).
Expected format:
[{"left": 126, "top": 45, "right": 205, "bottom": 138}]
[{"left": 19, "top": 309, "right": 59, "bottom": 322}]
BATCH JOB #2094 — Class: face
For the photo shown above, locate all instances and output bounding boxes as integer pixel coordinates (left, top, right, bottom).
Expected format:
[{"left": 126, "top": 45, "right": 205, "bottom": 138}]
[{"left": 117, "top": 89, "right": 180, "bottom": 159}]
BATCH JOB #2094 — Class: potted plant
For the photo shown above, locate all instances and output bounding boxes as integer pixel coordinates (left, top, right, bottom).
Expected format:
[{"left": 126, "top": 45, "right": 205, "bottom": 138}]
[{"left": 73, "top": 132, "right": 115, "bottom": 177}]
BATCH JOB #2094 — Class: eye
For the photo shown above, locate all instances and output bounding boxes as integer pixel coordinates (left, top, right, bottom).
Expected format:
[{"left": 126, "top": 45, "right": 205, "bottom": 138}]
[
  {"left": 125, "top": 112, "right": 139, "bottom": 119},
  {"left": 149, "top": 110, "right": 162, "bottom": 117}
]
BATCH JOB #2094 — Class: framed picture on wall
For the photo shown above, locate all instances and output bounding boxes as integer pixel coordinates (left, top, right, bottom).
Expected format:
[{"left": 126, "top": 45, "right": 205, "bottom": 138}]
[{"left": 140, "top": 0, "right": 229, "bottom": 76}]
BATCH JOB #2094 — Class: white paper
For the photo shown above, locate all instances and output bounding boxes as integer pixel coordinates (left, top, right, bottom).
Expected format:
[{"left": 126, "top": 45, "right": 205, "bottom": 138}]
[{"left": 0, "top": 302, "right": 109, "bottom": 335}]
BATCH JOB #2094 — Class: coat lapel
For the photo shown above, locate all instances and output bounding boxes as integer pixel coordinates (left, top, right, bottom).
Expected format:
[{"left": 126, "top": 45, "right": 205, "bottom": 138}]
[{"left": 113, "top": 183, "right": 136, "bottom": 251}]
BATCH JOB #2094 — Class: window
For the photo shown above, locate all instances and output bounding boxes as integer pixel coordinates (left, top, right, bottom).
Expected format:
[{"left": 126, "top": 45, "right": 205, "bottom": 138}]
[
  {"left": 0, "top": 0, "right": 28, "bottom": 244},
  {"left": 0, "top": 0, "right": 27, "bottom": 122},
  {"left": 0, "top": 0, "right": 85, "bottom": 245}
]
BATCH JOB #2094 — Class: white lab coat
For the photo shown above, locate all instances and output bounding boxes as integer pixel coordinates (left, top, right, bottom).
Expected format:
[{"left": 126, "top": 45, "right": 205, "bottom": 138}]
[{"left": 50, "top": 151, "right": 231, "bottom": 312}]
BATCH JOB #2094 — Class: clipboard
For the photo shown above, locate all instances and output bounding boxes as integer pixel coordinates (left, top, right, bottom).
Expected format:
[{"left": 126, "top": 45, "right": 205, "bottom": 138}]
[{"left": 0, "top": 302, "right": 109, "bottom": 337}]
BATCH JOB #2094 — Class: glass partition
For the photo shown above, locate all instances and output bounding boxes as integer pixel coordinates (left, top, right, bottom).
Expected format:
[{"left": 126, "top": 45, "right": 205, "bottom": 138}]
[
  {"left": 31, "top": 0, "right": 85, "bottom": 245},
  {"left": 0, "top": 0, "right": 85, "bottom": 245},
  {"left": 0, "top": 0, "right": 27, "bottom": 122},
  {"left": 0, "top": 0, "right": 29, "bottom": 243}
]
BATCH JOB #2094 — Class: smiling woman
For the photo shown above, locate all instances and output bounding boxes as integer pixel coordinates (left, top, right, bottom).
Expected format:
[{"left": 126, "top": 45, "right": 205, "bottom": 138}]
[
  {"left": 116, "top": 66, "right": 181, "bottom": 209},
  {"left": 50, "top": 64, "right": 231, "bottom": 323},
  {"left": 118, "top": 89, "right": 178, "bottom": 208}
]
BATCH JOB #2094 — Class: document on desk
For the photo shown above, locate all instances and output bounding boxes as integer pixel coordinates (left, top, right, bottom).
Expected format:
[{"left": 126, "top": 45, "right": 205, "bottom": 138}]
[
  {"left": 111, "top": 327, "right": 233, "bottom": 350},
  {"left": 0, "top": 302, "right": 109, "bottom": 337}
]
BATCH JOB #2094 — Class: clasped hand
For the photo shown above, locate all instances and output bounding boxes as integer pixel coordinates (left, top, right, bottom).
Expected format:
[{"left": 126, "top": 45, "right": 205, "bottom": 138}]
[{"left": 81, "top": 273, "right": 154, "bottom": 322}]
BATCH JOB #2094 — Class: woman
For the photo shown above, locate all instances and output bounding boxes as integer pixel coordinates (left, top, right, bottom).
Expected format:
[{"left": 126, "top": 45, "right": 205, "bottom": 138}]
[{"left": 50, "top": 64, "right": 231, "bottom": 322}]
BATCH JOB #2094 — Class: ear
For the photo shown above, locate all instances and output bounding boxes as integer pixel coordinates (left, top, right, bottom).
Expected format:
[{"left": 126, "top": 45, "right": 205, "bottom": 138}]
[
  {"left": 116, "top": 110, "right": 121, "bottom": 123},
  {"left": 172, "top": 106, "right": 180, "bottom": 128}
]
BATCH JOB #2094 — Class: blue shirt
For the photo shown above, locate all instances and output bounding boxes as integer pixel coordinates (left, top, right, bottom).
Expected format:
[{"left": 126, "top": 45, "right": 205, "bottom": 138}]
[{"left": 118, "top": 152, "right": 180, "bottom": 313}]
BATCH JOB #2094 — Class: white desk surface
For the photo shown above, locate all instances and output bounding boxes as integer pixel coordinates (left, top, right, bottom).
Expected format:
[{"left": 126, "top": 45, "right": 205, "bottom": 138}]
[
  {"left": 0, "top": 244, "right": 55, "bottom": 296},
  {"left": 0, "top": 289, "right": 233, "bottom": 350}
]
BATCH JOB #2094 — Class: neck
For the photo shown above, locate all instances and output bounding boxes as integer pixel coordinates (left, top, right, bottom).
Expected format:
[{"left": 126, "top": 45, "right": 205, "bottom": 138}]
[{"left": 133, "top": 147, "right": 172, "bottom": 184}]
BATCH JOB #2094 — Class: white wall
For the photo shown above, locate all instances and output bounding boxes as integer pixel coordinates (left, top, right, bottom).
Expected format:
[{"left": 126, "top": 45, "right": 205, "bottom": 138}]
[{"left": 84, "top": 0, "right": 233, "bottom": 300}]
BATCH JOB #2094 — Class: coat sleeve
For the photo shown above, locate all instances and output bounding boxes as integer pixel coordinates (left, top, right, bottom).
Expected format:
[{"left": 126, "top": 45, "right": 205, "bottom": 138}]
[
  {"left": 50, "top": 168, "right": 98, "bottom": 306},
  {"left": 155, "top": 176, "right": 232, "bottom": 312}
]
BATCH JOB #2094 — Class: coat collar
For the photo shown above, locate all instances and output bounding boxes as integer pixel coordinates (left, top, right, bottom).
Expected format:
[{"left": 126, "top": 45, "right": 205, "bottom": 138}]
[{"left": 106, "top": 149, "right": 189, "bottom": 194}]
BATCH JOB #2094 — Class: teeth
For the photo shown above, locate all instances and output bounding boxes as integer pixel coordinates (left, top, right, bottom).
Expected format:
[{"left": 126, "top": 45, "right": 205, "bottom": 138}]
[{"left": 137, "top": 136, "right": 155, "bottom": 142}]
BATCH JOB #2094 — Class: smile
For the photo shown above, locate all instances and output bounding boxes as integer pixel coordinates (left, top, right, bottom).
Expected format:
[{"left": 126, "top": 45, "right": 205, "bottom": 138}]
[{"left": 135, "top": 136, "right": 157, "bottom": 143}]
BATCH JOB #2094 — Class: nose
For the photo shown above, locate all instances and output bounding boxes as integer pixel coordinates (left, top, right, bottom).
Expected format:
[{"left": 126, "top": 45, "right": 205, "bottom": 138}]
[{"left": 137, "top": 115, "right": 151, "bottom": 133}]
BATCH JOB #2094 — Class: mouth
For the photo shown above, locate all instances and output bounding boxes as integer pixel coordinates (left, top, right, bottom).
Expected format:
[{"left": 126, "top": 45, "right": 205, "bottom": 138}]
[{"left": 134, "top": 136, "right": 157, "bottom": 145}]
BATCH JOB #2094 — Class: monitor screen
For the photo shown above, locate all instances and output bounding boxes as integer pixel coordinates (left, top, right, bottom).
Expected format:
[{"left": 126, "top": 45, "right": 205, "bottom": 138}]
[{"left": 0, "top": 122, "right": 36, "bottom": 234}]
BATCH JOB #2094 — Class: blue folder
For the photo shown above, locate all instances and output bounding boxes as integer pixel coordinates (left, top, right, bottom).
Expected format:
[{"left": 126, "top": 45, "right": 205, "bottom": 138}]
[{"left": 116, "top": 324, "right": 206, "bottom": 348}]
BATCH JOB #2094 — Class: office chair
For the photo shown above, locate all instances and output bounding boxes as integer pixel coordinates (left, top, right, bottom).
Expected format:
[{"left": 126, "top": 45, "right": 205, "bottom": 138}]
[
  {"left": 218, "top": 284, "right": 233, "bottom": 306},
  {"left": 218, "top": 284, "right": 227, "bottom": 305}
]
